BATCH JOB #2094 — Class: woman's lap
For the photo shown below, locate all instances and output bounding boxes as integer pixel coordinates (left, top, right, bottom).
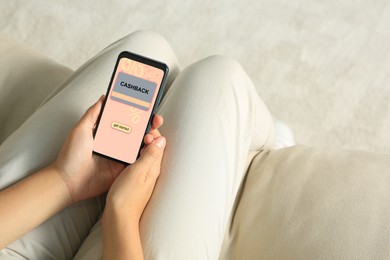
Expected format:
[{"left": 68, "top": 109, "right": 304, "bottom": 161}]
[
  {"left": 0, "top": 31, "right": 273, "bottom": 259},
  {"left": 76, "top": 56, "right": 274, "bottom": 259}
]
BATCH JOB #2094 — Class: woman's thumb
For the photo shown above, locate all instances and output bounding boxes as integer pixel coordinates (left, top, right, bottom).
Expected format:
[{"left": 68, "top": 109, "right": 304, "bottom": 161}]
[
  {"left": 137, "top": 136, "right": 166, "bottom": 168},
  {"left": 81, "top": 95, "right": 105, "bottom": 128}
]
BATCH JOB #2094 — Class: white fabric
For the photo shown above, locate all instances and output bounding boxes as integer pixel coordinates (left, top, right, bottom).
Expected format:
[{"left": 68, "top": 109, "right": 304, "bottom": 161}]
[
  {"left": 0, "top": 30, "right": 274, "bottom": 259},
  {"left": 273, "top": 120, "right": 295, "bottom": 149},
  {"left": 1, "top": 0, "right": 389, "bottom": 153}
]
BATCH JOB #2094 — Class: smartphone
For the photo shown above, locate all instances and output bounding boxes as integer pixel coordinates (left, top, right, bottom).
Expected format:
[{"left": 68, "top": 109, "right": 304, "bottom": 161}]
[{"left": 92, "top": 51, "right": 169, "bottom": 165}]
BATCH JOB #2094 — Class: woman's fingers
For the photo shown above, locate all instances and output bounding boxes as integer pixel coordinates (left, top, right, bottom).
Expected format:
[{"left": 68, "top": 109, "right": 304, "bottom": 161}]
[
  {"left": 149, "top": 115, "right": 163, "bottom": 137},
  {"left": 144, "top": 114, "right": 164, "bottom": 144},
  {"left": 144, "top": 133, "right": 154, "bottom": 144},
  {"left": 135, "top": 136, "right": 166, "bottom": 174},
  {"left": 151, "top": 114, "right": 163, "bottom": 129}
]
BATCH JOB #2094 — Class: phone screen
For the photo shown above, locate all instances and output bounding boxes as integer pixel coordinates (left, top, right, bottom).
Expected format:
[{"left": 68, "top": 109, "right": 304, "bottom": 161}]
[{"left": 93, "top": 52, "right": 167, "bottom": 164}]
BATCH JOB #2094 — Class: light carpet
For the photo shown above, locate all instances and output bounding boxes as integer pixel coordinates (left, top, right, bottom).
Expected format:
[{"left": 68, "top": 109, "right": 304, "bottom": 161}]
[{"left": 1, "top": 0, "right": 389, "bottom": 153}]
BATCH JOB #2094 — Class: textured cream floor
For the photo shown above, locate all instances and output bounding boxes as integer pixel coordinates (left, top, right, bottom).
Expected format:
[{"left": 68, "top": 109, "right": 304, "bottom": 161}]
[{"left": 1, "top": 0, "right": 389, "bottom": 153}]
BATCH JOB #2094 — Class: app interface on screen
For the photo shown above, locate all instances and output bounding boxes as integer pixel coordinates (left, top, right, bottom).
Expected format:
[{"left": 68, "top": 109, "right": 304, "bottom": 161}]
[{"left": 93, "top": 57, "right": 164, "bottom": 164}]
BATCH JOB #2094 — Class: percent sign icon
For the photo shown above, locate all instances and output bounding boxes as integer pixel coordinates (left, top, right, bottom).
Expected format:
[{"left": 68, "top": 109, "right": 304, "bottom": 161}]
[{"left": 128, "top": 107, "right": 141, "bottom": 124}]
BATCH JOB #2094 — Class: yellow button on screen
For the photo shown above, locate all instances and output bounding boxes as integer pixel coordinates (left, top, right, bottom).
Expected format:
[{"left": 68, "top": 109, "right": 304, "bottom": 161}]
[{"left": 111, "top": 121, "right": 131, "bottom": 134}]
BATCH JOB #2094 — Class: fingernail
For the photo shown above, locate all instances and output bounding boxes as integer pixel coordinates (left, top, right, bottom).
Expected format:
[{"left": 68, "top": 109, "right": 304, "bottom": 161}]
[{"left": 154, "top": 137, "right": 166, "bottom": 148}]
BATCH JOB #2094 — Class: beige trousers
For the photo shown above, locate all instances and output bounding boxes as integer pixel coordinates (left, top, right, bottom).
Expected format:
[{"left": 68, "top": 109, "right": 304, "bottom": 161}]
[{"left": 0, "top": 31, "right": 274, "bottom": 259}]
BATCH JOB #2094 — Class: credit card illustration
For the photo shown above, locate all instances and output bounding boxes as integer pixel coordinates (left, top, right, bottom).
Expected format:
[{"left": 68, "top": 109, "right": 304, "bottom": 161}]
[{"left": 110, "top": 72, "right": 157, "bottom": 111}]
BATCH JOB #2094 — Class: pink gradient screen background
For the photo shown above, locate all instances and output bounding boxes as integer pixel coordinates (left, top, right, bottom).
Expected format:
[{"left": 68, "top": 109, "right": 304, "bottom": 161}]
[{"left": 93, "top": 57, "right": 164, "bottom": 164}]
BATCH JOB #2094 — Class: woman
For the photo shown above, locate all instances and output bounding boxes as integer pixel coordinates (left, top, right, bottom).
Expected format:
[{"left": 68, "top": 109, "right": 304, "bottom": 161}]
[{"left": 0, "top": 30, "right": 276, "bottom": 259}]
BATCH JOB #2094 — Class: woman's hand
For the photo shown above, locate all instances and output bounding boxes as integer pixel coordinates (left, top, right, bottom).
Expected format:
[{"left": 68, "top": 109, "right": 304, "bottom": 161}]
[
  {"left": 52, "top": 95, "right": 124, "bottom": 203},
  {"left": 105, "top": 123, "right": 166, "bottom": 222},
  {"left": 51, "top": 95, "right": 165, "bottom": 203},
  {"left": 102, "top": 121, "right": 166, "bottom": 260}
]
